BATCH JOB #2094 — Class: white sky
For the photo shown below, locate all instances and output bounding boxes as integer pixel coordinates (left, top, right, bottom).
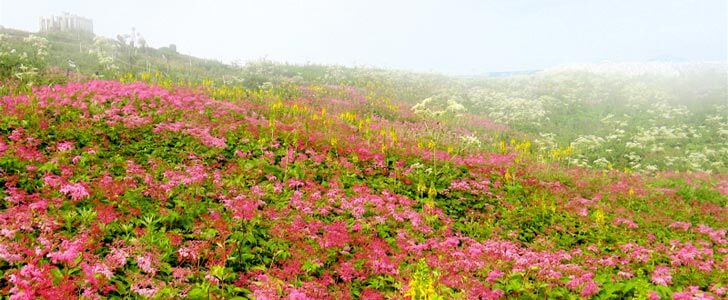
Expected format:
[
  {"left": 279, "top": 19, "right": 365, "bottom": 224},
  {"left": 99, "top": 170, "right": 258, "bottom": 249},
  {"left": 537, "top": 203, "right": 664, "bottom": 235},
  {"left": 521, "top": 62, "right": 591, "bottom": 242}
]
[{"left": 1, "top": 0, "right": 726, "bottom": 75}]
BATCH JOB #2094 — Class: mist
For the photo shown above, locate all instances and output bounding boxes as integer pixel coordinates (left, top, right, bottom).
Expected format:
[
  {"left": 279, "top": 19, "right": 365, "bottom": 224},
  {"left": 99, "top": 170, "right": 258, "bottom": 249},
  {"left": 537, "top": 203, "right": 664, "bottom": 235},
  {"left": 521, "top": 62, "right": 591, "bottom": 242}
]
[{"left": 1, "top": 0, "right": 726, "bottom": 75}]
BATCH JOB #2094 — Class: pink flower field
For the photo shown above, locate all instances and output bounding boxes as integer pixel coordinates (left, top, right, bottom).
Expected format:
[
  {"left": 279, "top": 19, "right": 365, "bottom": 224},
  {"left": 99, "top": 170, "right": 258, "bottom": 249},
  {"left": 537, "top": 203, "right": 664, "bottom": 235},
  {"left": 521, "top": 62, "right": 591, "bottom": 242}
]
[{"left": 0, "top": 80, "right": 726, "bottom": 299}]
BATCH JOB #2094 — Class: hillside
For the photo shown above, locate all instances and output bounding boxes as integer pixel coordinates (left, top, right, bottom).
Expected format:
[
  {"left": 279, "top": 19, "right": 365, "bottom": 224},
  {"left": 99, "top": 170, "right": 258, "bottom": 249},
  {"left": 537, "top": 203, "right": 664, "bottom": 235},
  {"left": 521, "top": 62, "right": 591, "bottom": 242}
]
[
  {"left": 0, "top": 27, "right": 239, "bottom": 81},
  {"left": 0, "top": 27, "right": 726, "bottom": 299}
]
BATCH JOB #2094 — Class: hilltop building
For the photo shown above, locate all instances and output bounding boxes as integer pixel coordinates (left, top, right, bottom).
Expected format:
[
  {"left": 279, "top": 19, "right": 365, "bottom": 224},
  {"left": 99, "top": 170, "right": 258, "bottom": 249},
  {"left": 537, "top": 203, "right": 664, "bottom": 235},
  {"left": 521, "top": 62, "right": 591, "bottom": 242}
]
[{"left": 39, "top": 13, "right": 93, "bottom": 34}]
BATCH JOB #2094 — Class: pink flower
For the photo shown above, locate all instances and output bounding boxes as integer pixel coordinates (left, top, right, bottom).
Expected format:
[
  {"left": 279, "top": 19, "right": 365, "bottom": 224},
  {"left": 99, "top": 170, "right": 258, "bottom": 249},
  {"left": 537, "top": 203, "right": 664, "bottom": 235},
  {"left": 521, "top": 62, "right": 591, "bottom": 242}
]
[
  {"left": 486, "top": 269, "right": 504, "bottom": 283},
  {"left": 648, "top": 291, "right": 660, "bottom": 300},
  {"left": 336, "top": 261, "right": 358, "bottom": 282},
  {"left": 82, "top": 261, "right": 113, "bottom": 285},
  {"left": 205, "top": 273, "right": 221, "bottom": 285},
  {"left": 651, "top": 266, "right": 672, "bottom": 286},
  {"left": 95, "top": 204, "right": 119, "bottom": 224},
  {"left": 8, "top": 129, "right": 24, "bottom": 141},
  {"left": 47, "top": 236, "right": 86, "bottom": 265},
  {"left": 710, "top": 284, "right": 726, "bottom": 296},
  {"left": 178, "top": 241, "right": 206, "bottom": 263},
  {"left": 56, "top": 141, "right": 74, "bottom": 152},
  {"left": 136, "top": 254, "right": 157, "bottom": 275},
  {"left": 581, "top": 281, "right": 599, "bottom": 297},
  {"left": 320, "top": 221, "right": 350, "bottom": 248},
  {"left": 43, "top": 174, "right": 63, "bottom": 188},
  {"left": 8, "top": 263, "right": 54, "bottom": 299},
  {"left": 60, "top": 182, "right": 90, "bottom": 201},
  {"left": 105, "top": 247, "right": 129, "bottom": 269},
  {"left": 672, "top": 291, "right": 691, "bottom": 300},
  {"left": 472, "top": 287, "right": 505, "bottom": 300},
  {"left": 130, "top": 277, "right": 160, "bottom": 298},
  {"left": 288, "top": 289, "right": 311, "bottom": 300},
  {"left": 0, "top": 243, "right": 23, "bottom": 263},
  {"left": 617, "top": 271, "right": 634, "bottom": 278},
  {"left": 614, "top": 218, "right": 639, "bottom": 229},
  {"left": 172, "top": 267, "right": 192, "bottom": 282},
  {"left": 360, "top": 288, "right": 385, "bottom": 300},
  {"left": 669, "top": 221, "right": 691, "bottom": 231},
  {"left": 221, "top": 195, "right": 263, "bottom": 220}
]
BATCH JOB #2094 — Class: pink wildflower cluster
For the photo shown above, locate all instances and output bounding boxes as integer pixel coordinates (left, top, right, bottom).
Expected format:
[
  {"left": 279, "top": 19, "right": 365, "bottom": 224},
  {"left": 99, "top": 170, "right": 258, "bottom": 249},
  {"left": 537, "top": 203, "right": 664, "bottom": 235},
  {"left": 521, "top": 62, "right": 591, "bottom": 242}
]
[
  {"left": 220, "top": 195, "right": 264, "bottom": 220},
  {"left": 59, "top": 182, "right": 90, "bottom": 201},
  {"left": 566, "top": 272, "right": 600, "bottom": 297},
  {"left": 160, "top": 164, "right": 208, "bottom": 192},
  {"left": 47, "top": 236, "right": 87, "bottom": 265},
  {"left": 447, "top": 178, "right": 491, "bottom": 195},
  {"left": 694, "top": 224, "right": 727, "bottom": 244},
  {"left": 669, "top": 221, "right": 692, "bottom": 231},
  {"left": 651, "top": 265, "right": 672, "bottom": 286},
  {"left": 56, "top": 141, "right": 75, "bottom": 152},
  {"left": 154, "top": 122, "right": 227, "bottom": 148},
  {"left": 320, "top": 221, "right": 351, "bottom": 248},
  {"left": 613, "top": 217, "right": 639, "bottom": 229}
]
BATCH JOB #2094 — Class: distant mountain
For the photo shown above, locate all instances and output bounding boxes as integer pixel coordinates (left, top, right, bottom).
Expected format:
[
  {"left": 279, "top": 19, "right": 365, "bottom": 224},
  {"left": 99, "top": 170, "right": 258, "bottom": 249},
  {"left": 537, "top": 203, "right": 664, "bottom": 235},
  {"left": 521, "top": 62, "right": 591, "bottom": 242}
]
[{"left": 544, "top": 61, "right": 727, "bottom": 77}]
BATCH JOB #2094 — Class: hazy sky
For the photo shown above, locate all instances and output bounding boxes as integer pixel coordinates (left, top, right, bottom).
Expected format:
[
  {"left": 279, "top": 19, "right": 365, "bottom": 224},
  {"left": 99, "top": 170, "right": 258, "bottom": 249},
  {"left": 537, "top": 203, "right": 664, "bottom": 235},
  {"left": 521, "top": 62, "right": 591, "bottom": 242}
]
[{"left": 1, "top": 0, "right": 726, "bottom": 75}]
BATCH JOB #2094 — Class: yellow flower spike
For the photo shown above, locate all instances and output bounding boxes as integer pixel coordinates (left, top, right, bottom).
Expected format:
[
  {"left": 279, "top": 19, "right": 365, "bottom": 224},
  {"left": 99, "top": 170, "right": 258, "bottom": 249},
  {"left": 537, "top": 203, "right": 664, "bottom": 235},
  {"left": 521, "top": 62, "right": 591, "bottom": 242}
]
[
  {"left": 427, "top": 183, "right": 437, "bottom": 199},
  {"left": 351, "top": 154, "right": 359, "bottom": 163},
  {"left": 404, "top": 259, "right": 441, "bottom": 300},
  {"left": 593, "top": 209, "right": 605, "bottom": 226},
  {"left": 504, "top": 170, "right": 512, "bottom": 183},
  {"left": 416, "top": 180, "right": 426, "bottom": 198},
  {"left": 521, "top": 141, "right": 531, "bottom": 152},
  {"left": 446, "top": 146, "right": 454, "bottom": 154},
  {"left": 628, "top": 188, "right": 635, "bottom": 197},
  {"left": 427, "top": 141, "right": 435, "bottom": 150},
  {"left": 329, "top": 137, "right": 338, "bottom": 147}
]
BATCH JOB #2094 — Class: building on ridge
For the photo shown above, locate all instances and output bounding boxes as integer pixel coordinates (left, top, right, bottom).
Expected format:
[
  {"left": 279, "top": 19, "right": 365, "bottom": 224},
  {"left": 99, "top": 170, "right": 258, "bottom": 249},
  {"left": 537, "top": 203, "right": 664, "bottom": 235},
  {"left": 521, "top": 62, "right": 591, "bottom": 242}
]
[{"left": 39, "top": 13, "right": 93, "bottom": 34}]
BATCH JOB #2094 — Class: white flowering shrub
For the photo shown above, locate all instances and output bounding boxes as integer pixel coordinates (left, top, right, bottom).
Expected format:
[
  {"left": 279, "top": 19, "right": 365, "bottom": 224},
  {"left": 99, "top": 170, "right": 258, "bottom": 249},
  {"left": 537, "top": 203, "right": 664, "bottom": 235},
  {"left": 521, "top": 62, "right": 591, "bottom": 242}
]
[
  {"left": 412, "top": 66, "right": 727, "bottom": 172},
  {"left": 411, "top": 91, "right": 467, "bottom": 117},
  {"left": 0, "top": 33, "right": 50, "bottom": 85},
  {"left": 88, "top": 37, "right": 120, "bottom": 75}
]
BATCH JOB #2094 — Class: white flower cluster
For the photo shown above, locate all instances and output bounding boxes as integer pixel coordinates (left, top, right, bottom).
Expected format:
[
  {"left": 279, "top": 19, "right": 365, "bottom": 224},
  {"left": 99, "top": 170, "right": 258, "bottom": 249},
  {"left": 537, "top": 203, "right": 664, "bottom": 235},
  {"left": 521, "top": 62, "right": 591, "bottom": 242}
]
[
  {"left": 411, "top": 92, "right": 467, "bottom": 117},
  {"left": 0, "top": 34, "right": 50, "bottom": 82},
  {"left": 88, "top": 37, "right": 120, "bottom": 73},
  {"left": 571, "top": 135, "right": 606, "bottom": 152},
  {"left": 467, "top": 89, "right": 549, "bottom": 126}
]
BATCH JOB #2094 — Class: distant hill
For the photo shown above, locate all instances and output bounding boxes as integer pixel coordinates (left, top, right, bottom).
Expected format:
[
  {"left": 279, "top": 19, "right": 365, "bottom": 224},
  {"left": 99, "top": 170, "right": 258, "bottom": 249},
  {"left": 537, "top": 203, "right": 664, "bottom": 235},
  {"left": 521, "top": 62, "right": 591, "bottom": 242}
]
[
  {"left": 0, "top": 27, "right": 240, "bottom": 81},
  {"left": 544, "top": 61, "right": 728, "bottom": 77}
]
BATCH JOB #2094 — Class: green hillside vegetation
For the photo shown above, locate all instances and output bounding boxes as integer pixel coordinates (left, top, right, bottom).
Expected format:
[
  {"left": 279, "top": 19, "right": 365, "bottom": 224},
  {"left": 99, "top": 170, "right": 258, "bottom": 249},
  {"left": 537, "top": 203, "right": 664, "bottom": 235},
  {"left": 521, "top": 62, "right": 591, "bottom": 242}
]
[
  {"left": 1, "top": 27, "right": 726, "bottom": 173},
  {"left": 0, "top": 27, "right": 238, "bottom": 82}
]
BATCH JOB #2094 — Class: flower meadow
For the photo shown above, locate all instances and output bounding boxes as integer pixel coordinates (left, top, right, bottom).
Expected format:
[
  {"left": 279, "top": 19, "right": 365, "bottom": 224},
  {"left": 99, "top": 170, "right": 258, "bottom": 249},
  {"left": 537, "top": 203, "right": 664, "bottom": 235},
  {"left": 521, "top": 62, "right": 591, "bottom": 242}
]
[{"left": 0, "top": 79, "right": 726, "bottom": 300}]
